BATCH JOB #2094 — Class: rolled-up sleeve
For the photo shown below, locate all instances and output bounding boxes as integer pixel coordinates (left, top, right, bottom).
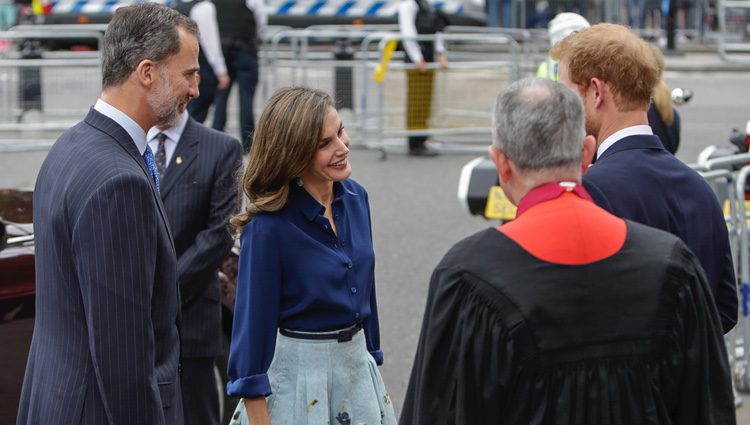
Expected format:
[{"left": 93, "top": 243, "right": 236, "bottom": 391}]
[
  {"left": 365, "top": 280, "right": 384, "bottom": 365},
  {"left": 226, "top": 217, "right": 281, "bottom": 398}
]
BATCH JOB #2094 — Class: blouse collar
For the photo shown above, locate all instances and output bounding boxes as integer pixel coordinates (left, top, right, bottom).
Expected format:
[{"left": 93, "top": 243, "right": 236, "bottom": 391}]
[{"left": 292, "top": 181, "right": 357, "bottom": 221}]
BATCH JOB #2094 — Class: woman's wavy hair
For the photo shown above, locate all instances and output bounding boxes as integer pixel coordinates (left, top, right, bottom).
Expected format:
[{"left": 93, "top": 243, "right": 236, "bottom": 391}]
[{"left": 230, "top": 86, "right": 335, "bottom": 233}]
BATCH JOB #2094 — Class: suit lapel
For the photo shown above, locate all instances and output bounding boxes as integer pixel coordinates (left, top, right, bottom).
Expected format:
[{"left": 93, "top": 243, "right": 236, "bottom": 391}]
[
  {"left": 84, "top": 108, "right": 176, "bottom": 252},
  {"left": 160, "top": 117, "right": 200, "bottom": 199}
]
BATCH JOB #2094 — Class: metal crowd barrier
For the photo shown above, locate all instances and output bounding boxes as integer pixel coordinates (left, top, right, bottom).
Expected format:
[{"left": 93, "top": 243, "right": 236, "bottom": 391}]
[
  {"left": 8, "top": 23, "right": 107, "bottom": 36},
  {"left": 444, "top": 26, "right": 548, "bottom": 74},
  {"left": 692, "top": 153, "right": 750, "bottom": 397},
  {"left": 717, "top": 0, "right": 750, "bottom": 62},
  {"left": 360, "top": 31, "right": 520, "bottom": 157},
  {"left": 260, "top": 26, "right": 526, "bottom": 157},
  {"left": 733, "top": 164, "right": 750, "bottom": 394},
  {"left": 0, "top": 26, "right": 102, "bottom": 151},
  {"left": 0, "top": 24, "right": 294, "bottom": 151},
  {"left": 265, "top": 26, "right": 385, "bottom": 103},
  {"left": 0, "top": 25, "right": 528, "bottom": 158}
]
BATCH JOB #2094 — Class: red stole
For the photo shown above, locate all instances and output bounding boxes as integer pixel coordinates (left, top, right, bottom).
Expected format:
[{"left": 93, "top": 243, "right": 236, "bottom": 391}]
[{"left": 498, "top": 182, "right": 626, "bottom": 265}]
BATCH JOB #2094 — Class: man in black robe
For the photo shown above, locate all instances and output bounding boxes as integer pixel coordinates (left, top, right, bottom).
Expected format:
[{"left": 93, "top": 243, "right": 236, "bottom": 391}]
[{"left": 400, "top": 77, "right": 735, "bottom": 425}]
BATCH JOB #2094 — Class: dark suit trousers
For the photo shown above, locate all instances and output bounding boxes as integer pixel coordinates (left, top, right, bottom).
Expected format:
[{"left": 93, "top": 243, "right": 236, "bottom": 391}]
[
  {"left": 182, "top": 357, "right": 221, "bottom": 425},
  {"left": 212, "top": 45, "right": 258, "bottom": 152}
]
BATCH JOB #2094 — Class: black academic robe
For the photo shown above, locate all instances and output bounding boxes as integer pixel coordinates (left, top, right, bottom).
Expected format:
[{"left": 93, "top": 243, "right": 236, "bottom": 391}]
[{"left": 400, "top": 221, "right": 735, "bottom": 425}]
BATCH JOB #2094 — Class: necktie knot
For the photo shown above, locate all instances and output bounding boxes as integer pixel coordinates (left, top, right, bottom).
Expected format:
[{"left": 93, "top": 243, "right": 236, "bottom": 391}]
[{"left": 142, "top": 146, "right": 161, "bottom": 193}]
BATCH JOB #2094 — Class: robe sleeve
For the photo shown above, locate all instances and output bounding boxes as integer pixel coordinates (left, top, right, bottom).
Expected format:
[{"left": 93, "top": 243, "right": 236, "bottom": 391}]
[
  {"left": 670, "top": 242, "right": 736, "bottom": 425},
  {"left": 401, "top": 249, "right": 523, "bottom": 424}
]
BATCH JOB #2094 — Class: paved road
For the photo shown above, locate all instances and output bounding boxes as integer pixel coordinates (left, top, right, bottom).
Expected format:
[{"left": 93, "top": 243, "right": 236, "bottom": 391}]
[
  {"left": 349, "top": 148, "right": 489, "bottom": 415},
  {"left": 2, "top": 69, "right": 750, "bottom": 422},
  {"left": 666, "top": 71, "right": 750, "bottom": 164}
]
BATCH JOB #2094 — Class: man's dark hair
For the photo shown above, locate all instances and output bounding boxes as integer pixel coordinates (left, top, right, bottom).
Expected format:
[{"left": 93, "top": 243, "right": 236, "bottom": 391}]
[{"left": 101, "top": 2, "right": 198, "bottom": 88}]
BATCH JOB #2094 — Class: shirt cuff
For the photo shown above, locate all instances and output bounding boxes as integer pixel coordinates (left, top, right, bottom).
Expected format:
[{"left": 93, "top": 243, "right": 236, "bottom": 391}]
[
  {"left": 370, "top": 349, "right": 384, "bottom": 366},
  {"left": 226, "top": 373, "right": 272, "bottom": 398}
]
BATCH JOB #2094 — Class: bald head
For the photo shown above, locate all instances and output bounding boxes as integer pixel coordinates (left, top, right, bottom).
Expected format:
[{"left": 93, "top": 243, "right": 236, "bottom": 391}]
[{"left": 492, "top": 77, "right": 586, "bottom": 173}]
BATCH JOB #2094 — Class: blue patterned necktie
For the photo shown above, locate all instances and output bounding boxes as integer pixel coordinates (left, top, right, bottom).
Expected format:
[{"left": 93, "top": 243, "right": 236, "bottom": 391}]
[
  {"left": 154, "top": 132, "right": 167, "bottom": 179},
  {"left": 142, "top": 146, "right": 161, "bottom": 193}
]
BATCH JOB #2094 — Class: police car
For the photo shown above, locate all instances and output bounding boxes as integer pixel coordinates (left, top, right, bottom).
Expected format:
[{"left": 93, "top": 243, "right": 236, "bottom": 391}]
[{"left": 31, "top": 0, "right": 486, "bottom": 27}]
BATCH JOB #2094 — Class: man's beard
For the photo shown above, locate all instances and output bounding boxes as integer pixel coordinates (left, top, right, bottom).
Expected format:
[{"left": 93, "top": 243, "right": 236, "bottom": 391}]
[
  {"left": 585, "top": 111, "right": 599, "bottom": 142},
  {"left": 148, "top": 68, "right": 183, "bottom": 127}
]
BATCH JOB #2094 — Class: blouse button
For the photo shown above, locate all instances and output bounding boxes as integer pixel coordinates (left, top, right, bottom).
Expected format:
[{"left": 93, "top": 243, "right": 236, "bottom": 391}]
[
  {"left": 350, "top": 287, "right": 357, "bottom": 294},
  {"left": 334, "top": 243, "right": 339, "bottom": 248},
  {"left": 355, "top": 313, "right": 360, "bottom": 319},
  {"left": 346, "top": 262, "right": 353, "bottom": 269}
]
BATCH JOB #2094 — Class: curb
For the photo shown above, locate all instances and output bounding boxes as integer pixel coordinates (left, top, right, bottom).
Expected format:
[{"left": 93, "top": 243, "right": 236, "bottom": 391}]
[
  {"left": 666, "top": 57, "right": 750, "bottom": 73},
  {"left": 661, "top": 41, "right": 750, "bottom": 73}
]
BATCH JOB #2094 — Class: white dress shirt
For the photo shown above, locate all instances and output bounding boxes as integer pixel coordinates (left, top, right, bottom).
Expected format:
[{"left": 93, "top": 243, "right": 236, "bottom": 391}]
[
  {"left": 398, "top": 0, "right": 445, "bottom": 64},
  {"left": 246, "top": 0, "right": 268, "bottom": 37},
  {"left": 190, "top": 1, "right": 228, "bottom": 76},
  {"left": 147, "top": 111, "right": 190, "bottom": 169},
  {"left": 94, "top": 99, "right": 148, "bottom": 155},
  {"left": 596, "top": 125, "right": 653, "bottom": 159}
]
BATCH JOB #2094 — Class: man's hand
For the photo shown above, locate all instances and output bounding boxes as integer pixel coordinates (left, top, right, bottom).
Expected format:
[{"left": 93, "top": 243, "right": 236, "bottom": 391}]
[
  {"left": 217, "top": 74, "right": 231, "bottom": 91},
  {"left": 416, "top": 59, "right": 427, "bottom": 71}
]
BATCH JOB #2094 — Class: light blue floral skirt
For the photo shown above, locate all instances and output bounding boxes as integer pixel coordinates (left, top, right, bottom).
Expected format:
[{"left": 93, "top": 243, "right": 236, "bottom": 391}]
[{"left": 229, "top": 330, "right": 397, "bottom": 425}]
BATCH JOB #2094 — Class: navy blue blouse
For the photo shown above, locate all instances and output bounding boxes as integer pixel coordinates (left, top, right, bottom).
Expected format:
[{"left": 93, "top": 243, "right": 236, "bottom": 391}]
[{"left": 226, "top": 179, "right": 383, "bottom": 398}]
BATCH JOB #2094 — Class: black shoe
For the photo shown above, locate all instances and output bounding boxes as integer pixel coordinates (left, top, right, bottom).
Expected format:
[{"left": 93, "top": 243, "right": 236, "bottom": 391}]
[{"left": 408, "top": 145, "right": 439, "bottom": 157}]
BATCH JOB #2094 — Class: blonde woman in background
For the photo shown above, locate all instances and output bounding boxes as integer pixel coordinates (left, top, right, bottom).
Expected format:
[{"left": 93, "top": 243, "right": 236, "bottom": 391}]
[{"left": 648, "top": 45, "right": 681, "bottom": 154}]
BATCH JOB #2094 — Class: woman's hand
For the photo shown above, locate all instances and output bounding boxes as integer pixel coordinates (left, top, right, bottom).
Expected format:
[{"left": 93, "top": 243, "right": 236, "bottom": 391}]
[
  {"left": 437, "top": 52, "right": 448, "bottom": 69},
  {"left": 244, "top": 397, "right": 271, "bottom": 425}
]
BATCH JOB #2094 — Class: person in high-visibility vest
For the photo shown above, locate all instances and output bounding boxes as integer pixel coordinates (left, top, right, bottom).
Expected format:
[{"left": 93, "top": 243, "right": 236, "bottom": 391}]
[{"left": 536, "top": 13, "right": 590, "bottom": 81}]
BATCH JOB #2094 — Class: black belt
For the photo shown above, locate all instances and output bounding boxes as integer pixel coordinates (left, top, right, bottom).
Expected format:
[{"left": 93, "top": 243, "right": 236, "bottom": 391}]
[{"left": 280, "top": 323, "right": 362, "bottom": 343}]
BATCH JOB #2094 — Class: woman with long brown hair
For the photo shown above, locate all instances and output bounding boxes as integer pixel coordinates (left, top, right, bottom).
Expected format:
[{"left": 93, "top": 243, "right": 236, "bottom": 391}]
[{"left": 226, "top": 86, "right": 396, "bottom": 425}]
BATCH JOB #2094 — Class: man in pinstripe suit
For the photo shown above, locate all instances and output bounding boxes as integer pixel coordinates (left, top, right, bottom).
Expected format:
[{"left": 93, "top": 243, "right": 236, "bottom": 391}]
[
  {"left": 17, "top": 4, "right": 199, "bottom": 424},
  {"left": 148, "top": 110, "right": 242, "bottom": 425}
]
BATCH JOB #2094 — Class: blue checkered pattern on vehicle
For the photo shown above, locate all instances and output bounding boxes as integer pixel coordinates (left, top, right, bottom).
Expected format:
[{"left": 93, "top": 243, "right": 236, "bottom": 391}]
[{"left": 49, "top": 0, "right": 463, "bottom": 16}]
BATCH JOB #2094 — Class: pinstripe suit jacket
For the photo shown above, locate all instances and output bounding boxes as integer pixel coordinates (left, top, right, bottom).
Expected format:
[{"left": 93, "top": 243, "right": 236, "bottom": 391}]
[
  {"left": 17, "top": 108, "right": 184, "bottom": 425},
  {"left": 159, "top": 117, "right": 242, "bottom": 359}
]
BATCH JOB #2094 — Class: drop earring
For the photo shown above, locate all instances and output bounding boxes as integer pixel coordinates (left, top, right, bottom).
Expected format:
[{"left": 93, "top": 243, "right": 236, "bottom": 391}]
[{"left": 295, "top": 177, "right": 304, "bottom": 187}]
